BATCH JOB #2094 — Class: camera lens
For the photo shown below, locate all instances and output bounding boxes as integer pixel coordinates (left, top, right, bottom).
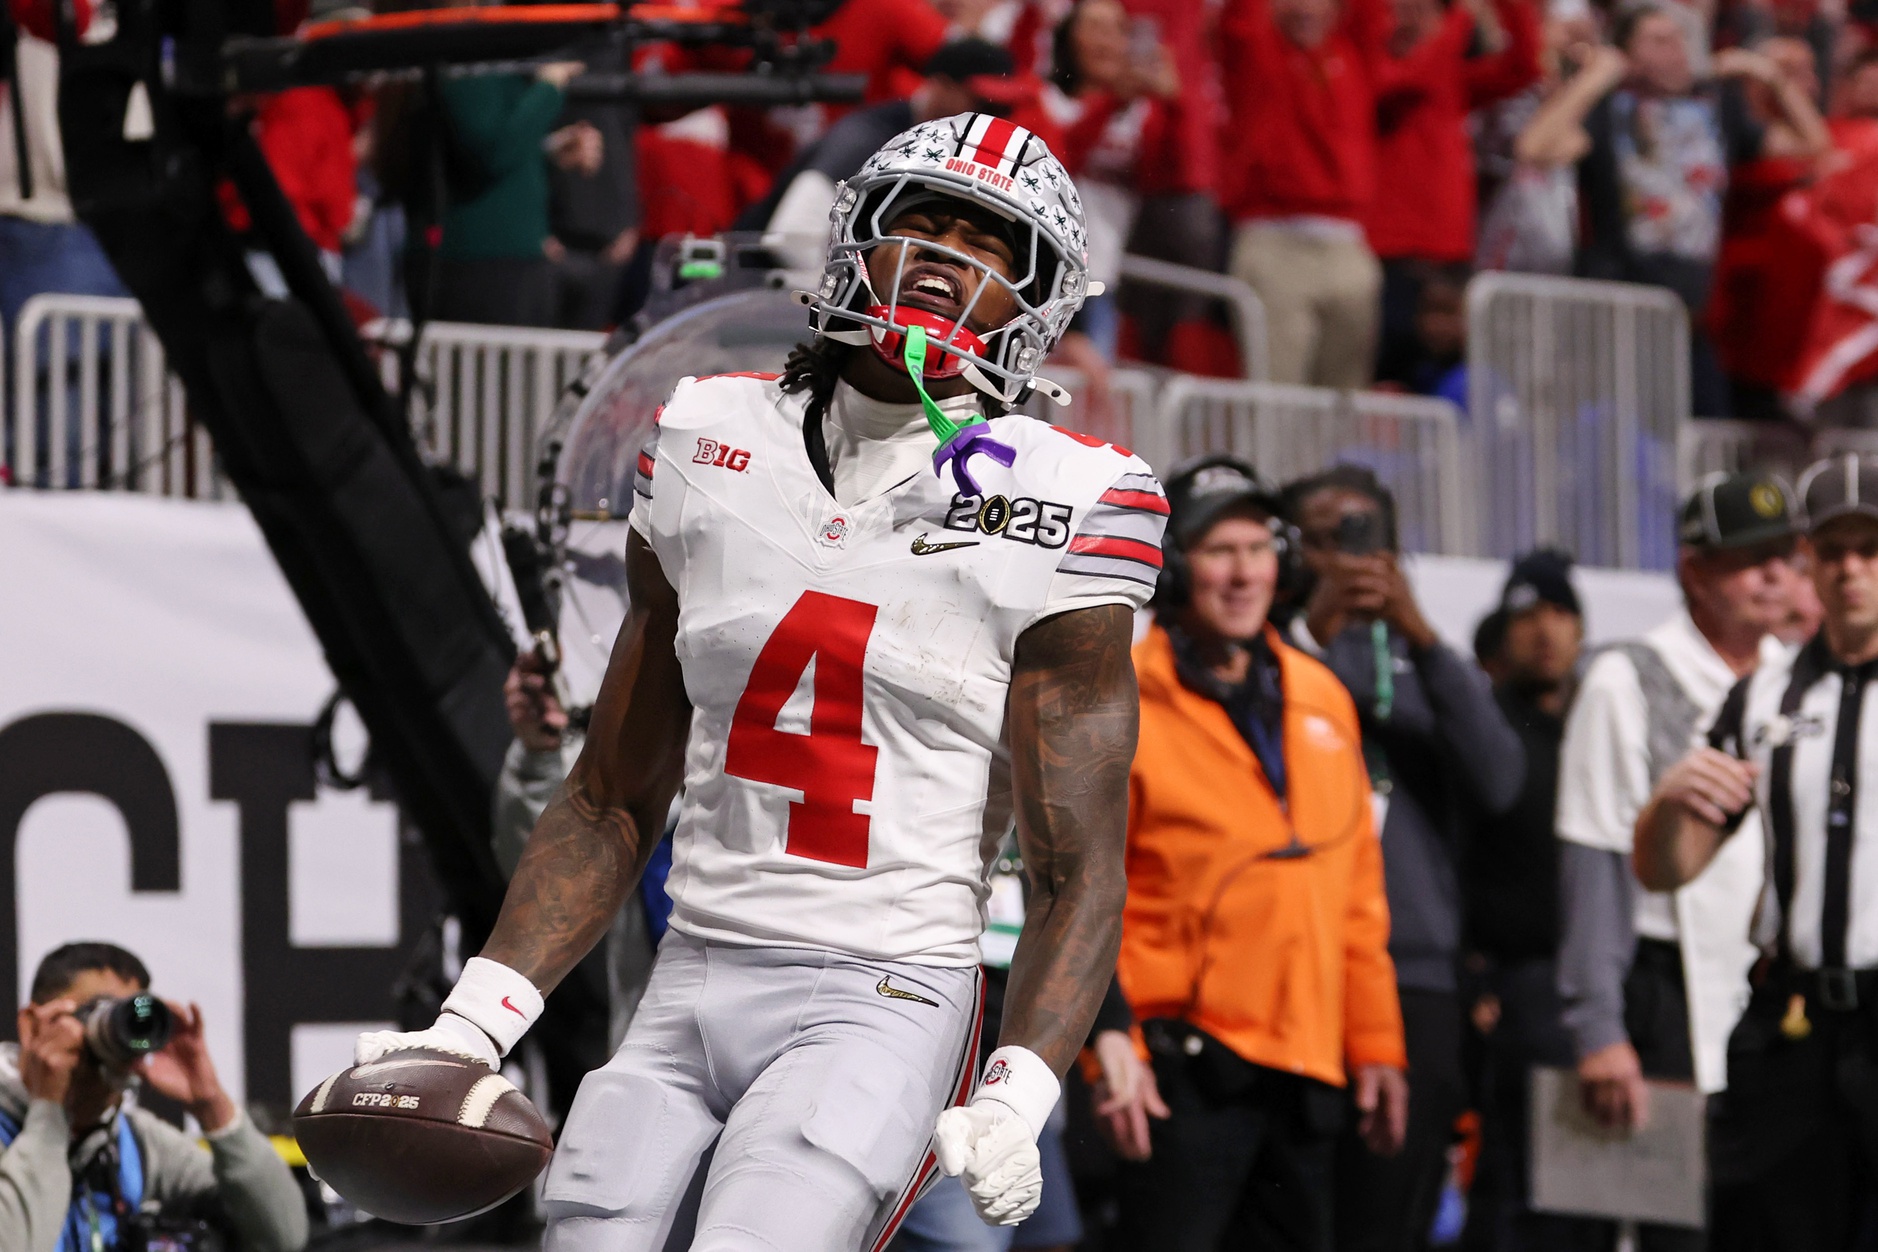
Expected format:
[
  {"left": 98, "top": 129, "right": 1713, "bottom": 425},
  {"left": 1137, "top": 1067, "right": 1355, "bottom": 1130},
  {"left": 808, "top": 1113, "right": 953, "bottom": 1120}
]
[{"left": 83, "top": 994, "right": 174, "bottom": 1072}]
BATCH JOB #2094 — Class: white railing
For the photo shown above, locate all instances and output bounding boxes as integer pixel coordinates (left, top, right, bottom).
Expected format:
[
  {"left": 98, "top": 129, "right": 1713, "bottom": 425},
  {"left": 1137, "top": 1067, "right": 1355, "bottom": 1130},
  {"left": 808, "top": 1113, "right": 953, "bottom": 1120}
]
[
  {"left": 1680, "top": 418, "right": 1760, "bottom": 485},
  {"left": 1155, "top": 377, "right": 1474, "bottom": 555},
  {"left": 1117, "top": 254, "right": 1270, "bottom": 382},
  {"left": 363, "top": 321, "right": 607, "bottom": 508},
  {"left": 1467, "top": 273, "right": 1689, "bottom": 570},
  {"left": 15, "top": 280, "right": 1733, "bottom": 568},
  {"left": 8, "top": 295, "right": 224, "bottom": 498},
  {"left": 1679, "top": 419, "right": 1878, "bottom": 496},
  {"left": 3, "top": 295, "right": 605, "bottom": 507}
]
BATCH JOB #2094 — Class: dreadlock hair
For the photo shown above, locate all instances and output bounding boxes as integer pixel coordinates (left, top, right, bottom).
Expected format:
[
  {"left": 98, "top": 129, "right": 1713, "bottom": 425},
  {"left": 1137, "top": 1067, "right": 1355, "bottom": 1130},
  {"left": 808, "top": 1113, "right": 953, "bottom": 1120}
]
[{"left": 780, "top": 337, "right": 854, "bottom": 433}]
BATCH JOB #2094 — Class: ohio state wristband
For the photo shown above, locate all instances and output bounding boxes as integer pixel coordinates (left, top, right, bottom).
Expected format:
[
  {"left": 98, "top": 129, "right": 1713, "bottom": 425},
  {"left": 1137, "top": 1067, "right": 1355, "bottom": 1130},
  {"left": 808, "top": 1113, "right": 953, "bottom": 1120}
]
[
  {"left": 968, "top": 1046, "right": 1060, "bottom": 1140},
  {"left": 441, "top": 957, "right": 543, "bottom": 1057}
]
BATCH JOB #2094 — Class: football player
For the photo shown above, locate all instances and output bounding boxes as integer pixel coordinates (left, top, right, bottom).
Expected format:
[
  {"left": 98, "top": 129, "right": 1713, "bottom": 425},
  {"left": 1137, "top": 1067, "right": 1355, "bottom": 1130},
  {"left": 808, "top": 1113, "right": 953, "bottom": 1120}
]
[{"left": 356, "top": 113, "right": 1167, "bottom": 1249}]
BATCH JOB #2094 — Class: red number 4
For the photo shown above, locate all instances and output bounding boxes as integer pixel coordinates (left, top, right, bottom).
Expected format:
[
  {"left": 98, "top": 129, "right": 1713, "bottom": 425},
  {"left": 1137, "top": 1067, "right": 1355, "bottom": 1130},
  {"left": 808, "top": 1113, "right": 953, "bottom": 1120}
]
[{"left": 724, "top": 591, "right": 880, "bottom": 867}]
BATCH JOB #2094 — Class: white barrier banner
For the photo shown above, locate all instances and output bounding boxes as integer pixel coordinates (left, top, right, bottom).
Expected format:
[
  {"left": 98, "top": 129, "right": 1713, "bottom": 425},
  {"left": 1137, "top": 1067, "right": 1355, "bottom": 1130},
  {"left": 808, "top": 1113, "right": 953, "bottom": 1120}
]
[
  {"left": 0, "top": 494, "right": 1682, "bottom": 1115},
  {"left": 0, "top": 492, "right": 422, "bottom": 1112}
]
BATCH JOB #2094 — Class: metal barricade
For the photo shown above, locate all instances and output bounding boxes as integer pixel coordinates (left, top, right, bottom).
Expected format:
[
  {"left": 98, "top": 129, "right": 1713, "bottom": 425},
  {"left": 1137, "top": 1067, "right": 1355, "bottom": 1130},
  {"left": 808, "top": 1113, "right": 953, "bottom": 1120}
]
[
  {"left": 1467, "top": 273, "right": 1689, "bottom": 570},
  {"left": 364, "top": 320, "right": 607, "bottom": 508},
  {"left": 1680, "top": 418, "right": 1760, "bottom": 483},
  {"left": 5, "top": 296, "right": 606, "bottom": 507},
  {"left": 1117, "top": 254, "right": 1271, "bottom": 382},
  {"left": 7, "top": 294, "right": 221, "bottom": 498},
  {"left": 1155, "top": 377, "right": 1473, "bottom": 555},
  {"left": 1679, "top": 418, "right": 1813, "bottom": 489}
]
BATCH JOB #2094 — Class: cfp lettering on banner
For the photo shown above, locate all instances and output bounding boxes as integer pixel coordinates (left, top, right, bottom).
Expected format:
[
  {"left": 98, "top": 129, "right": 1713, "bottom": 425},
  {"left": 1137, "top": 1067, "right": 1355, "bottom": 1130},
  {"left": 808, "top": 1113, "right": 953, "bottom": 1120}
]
[{"left": 0, "top": 494, "right": 439, "bottom": 1113}]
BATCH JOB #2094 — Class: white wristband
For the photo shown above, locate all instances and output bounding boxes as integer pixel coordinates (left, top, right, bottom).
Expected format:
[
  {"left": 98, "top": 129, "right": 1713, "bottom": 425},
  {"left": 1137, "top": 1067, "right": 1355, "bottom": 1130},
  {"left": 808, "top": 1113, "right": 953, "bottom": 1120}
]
[
  {"left": 440, "top": 957, "right": 543, "bottom": 1057},
  {"left": 967, "top": 1046, "right": 1060, "bottom": 1140}
]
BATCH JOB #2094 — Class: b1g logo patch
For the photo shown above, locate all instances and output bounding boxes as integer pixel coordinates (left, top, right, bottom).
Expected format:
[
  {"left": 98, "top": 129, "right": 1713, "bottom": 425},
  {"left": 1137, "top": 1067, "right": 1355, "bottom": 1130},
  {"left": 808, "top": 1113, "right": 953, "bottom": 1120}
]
[
  {"left": 693, "top": 438, "right": 751, "bottom": 472},
  {"left": 943, "top": 494, "right": 1072, "bottom": 548}
]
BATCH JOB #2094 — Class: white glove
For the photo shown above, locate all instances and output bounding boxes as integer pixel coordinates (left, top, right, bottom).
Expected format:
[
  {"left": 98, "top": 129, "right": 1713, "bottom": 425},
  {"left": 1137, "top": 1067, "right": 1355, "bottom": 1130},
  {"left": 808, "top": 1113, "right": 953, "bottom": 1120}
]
[
  {"left": 934, "top": 1101, "right": 1043, "bottom": 1225},
  {"left": 355, "top": 1012, "right": 500, "bottom": 1068},
  {"left": 353, "top": 957, "right": 543, "bottom": 1069},
  {"left": 933, "top": 1046, "right": 1061, "bottom": 1227}
]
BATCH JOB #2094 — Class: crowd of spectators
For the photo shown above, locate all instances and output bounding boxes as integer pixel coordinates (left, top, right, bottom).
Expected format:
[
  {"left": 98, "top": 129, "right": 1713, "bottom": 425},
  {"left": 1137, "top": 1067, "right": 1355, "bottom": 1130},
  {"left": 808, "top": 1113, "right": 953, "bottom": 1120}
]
[{"left": 17, "top": 0, "right": 1878, "bottom": 415}]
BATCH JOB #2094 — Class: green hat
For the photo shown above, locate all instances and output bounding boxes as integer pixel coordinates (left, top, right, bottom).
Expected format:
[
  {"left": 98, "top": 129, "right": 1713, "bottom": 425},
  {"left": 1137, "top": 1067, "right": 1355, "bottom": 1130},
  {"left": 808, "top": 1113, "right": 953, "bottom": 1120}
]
[{"left": 1677, "top": 471, "right": 1800, "bottom": 550}]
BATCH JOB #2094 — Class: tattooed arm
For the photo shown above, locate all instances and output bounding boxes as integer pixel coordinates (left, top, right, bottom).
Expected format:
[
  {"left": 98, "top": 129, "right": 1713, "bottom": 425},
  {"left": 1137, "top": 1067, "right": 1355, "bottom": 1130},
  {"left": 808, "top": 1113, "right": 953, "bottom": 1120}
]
[
  {"left": 480, "top": 530, "right": 693, "bottom": 990},
  {"left": 1000, "top": 603, "right": 1139, "bottom": 1075}
]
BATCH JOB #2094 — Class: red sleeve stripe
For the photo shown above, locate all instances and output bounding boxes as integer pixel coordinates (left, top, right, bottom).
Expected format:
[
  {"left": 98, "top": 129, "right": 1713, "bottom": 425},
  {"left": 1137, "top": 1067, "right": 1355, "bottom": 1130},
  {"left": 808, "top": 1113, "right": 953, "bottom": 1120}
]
[
  {"left": 1098, "top": 488, "right": 1170, "bottom": 514},
  {"left": 636, "top": 451, "right": 655, "bottom": 478},
  {"left": 1067, "top": 534, "right": 1164, "bottom": 568}
]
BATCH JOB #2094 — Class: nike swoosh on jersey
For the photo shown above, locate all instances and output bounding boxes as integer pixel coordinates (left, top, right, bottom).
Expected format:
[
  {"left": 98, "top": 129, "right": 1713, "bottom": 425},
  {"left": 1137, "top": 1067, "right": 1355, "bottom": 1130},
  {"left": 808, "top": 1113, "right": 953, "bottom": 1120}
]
[
  {"left": 910, "top": 533, "right": 979, "bottom": 556},
  {"left": 876, "top": 975, "right": 940, "bottom": 1007}
]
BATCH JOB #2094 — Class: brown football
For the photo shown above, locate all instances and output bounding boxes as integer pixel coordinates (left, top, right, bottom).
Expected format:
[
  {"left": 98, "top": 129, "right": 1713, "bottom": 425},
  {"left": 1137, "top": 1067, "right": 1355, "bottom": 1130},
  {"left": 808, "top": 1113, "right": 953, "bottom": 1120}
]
[{"left": 293, "top": 1048, "right": 553, "bottom": 1225}]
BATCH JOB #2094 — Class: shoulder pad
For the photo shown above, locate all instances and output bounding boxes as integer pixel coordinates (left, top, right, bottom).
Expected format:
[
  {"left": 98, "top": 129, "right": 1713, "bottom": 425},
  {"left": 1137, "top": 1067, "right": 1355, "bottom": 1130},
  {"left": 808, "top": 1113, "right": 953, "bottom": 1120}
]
[{"left": 657, "top": 373, "right": 787, "bottom": 430}]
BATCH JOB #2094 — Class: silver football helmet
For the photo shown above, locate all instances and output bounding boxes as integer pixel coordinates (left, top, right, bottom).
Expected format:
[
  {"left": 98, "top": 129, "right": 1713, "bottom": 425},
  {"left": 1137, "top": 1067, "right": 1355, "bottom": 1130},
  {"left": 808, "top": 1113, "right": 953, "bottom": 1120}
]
[{"left": 802, "top": 112, "right": 1093, "bottom": 407}]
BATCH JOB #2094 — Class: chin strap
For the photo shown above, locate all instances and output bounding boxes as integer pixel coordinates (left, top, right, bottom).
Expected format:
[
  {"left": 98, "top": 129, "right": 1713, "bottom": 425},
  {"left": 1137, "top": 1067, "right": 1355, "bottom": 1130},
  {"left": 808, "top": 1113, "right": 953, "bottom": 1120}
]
[{"left": 905, "top": 325, "right": 1015, "bottom": 498}]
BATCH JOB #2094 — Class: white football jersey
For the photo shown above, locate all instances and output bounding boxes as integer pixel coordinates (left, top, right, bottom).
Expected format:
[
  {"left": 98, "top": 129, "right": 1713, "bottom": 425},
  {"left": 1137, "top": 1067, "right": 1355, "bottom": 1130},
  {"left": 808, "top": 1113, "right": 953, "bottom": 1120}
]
[{"left": 629, "top": 373, "right": 1166, "bottom": 965}]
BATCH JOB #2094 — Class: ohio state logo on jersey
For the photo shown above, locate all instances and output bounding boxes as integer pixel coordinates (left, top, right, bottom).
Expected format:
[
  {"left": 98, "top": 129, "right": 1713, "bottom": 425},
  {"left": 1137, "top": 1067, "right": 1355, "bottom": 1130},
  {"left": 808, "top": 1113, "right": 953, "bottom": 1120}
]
[
  {"left": 817, "top": 514, "right": 850, "bottom": 549},
  {"left": 694, "top": 438, "right": 751, "bottom": 472}
]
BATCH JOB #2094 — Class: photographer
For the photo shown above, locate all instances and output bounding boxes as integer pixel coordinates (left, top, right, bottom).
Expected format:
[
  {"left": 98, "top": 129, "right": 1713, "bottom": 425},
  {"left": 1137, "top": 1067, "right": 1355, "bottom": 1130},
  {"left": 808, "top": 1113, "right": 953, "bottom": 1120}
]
[
  {"left": 1281, "top": 465, "right": 1524, "bottom": 1252},
  {"left": 0, "top": 943, "right": 306, "bottom": 1252}
]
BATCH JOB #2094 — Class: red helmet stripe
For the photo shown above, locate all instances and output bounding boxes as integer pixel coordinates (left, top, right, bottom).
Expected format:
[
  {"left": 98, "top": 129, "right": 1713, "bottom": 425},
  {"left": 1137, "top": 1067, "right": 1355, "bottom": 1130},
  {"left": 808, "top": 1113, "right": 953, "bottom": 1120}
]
[{"left": 968, "top": 116, "right": 1027, "bottom": 174}]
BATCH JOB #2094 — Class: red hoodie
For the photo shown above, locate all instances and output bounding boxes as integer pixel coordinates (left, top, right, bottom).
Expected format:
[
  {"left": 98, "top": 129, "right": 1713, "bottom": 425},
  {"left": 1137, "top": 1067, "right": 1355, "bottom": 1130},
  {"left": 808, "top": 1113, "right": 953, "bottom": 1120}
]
[
  {"left": 218, "top": 87, "right": 356, "bottom": 254},
  {"left": 1113, "top": 0, "right": 1222, "bottom": 194},
  {"left": 1054, "top": 90, "right": 1188, "bottom": 191},
  {"left": 1364, "top": 0, "right": 1540, "bottom": 260},
  {"left": 1217, "top": 0, "right": 1394, "bottom": 224},
  {"left": 816, "top": 0, "right": 951, "bottom": 108}
]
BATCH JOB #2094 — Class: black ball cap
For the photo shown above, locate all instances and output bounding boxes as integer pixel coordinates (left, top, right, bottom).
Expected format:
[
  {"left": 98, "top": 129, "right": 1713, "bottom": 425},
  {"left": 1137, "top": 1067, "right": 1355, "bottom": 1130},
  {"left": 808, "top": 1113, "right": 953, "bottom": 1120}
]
[
  {"left": 922, "top": 39, "right": 1015, "bottom": 82},
  {"left": 1500, "top": 547, "right": 1580, "bottom": 617},
  {"left": 1677, "top": 471, "right": 1800, "bottom": 550},
  {"left": 1799, "top": 453, "right": 1878, "bottom": 534},
  {"left": 1166, "top": 456, "right": 1282, "bottom": 548}
]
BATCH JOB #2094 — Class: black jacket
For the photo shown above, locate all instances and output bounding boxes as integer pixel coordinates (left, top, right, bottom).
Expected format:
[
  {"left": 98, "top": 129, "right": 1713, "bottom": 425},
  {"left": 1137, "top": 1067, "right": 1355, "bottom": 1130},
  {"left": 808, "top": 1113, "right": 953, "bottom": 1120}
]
[{"left": 1314, "top": 626, "right": 1526, "bottom": 992}]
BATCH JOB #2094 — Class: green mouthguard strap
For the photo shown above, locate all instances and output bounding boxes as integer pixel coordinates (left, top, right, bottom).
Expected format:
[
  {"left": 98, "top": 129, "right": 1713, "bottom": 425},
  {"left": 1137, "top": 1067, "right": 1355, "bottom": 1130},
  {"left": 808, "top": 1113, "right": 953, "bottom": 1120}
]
[{"left": 903, "top": 325, "right": 980, "bottom": 445}]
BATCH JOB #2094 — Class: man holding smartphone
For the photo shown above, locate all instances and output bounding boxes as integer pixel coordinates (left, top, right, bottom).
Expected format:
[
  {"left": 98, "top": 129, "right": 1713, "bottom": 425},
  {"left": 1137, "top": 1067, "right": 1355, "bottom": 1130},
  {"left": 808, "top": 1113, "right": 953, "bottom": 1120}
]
[{"left": 1281, "top": 465, "right": 1525, "bottom": 1252}]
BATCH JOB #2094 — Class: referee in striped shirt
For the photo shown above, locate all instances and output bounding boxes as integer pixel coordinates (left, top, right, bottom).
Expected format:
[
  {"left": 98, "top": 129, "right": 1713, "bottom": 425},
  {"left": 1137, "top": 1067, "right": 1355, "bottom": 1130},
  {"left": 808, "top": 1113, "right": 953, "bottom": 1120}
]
[{"left": 1636, "top": 452, "right": 1878, "bottom": 1251}]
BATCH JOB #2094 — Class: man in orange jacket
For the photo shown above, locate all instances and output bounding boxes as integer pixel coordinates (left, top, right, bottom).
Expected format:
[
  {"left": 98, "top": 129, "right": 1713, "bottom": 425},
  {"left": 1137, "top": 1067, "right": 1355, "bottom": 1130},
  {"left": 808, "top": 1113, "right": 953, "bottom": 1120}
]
[{"left": 1103, "top": 455, "right": 1408, "bottom": 1251}]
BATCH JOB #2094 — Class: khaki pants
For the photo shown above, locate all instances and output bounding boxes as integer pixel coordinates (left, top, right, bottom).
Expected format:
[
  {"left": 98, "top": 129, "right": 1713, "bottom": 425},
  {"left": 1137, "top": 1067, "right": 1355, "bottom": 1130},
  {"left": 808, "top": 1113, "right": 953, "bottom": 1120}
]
[{"left": 1229, "top": 223, "right": 1382, "bottom": 388}]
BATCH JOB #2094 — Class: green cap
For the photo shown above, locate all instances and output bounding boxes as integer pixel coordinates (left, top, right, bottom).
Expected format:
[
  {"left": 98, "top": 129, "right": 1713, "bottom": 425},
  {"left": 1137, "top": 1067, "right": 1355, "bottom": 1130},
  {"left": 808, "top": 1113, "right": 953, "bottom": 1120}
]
[{"left": 1677, "top": 471, "right": 1800, "bottom": 550}]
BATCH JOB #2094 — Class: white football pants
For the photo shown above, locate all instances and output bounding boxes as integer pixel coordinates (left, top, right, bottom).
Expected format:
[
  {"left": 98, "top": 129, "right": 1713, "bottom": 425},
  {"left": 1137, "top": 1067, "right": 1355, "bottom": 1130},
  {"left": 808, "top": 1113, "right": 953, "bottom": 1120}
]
[{"left": 541, "top": 930, "right": 983, "bottom": 1252}]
